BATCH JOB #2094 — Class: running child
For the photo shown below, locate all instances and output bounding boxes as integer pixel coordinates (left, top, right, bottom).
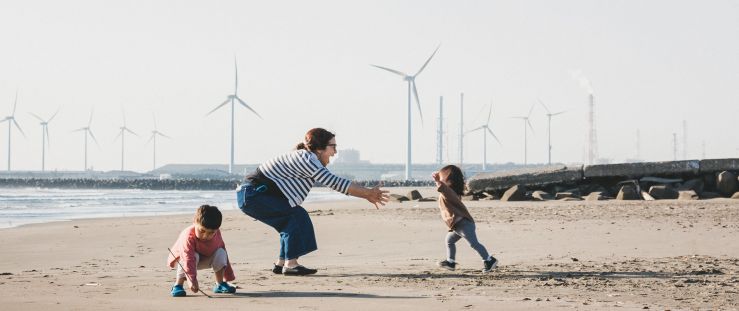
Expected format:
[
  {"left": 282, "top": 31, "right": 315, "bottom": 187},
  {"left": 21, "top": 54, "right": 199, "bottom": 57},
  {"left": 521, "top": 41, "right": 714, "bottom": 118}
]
[{"left": 432, "top": 165, "right": 498, "bottom": 272}]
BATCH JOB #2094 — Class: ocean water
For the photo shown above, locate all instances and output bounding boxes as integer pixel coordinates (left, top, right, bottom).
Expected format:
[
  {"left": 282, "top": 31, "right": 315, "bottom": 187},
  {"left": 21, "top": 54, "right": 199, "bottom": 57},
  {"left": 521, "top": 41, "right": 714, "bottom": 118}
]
[{"left": 0, "top": 188, "right": 355, "bottom": 229}]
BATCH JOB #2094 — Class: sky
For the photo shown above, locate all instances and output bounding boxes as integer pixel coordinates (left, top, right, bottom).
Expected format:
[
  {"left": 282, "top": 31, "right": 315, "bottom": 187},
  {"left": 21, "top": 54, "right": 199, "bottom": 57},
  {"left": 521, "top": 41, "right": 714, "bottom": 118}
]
[{"left": 1, "top": 0, "right": 738, "bottom": 173}]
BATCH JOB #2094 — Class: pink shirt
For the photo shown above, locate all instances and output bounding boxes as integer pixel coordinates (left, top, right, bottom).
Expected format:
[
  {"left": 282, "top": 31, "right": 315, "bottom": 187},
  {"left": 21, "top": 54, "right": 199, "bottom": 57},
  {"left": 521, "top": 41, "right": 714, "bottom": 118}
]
[{"left": 167, "top": 224, "right": 235, "bottom": 285}]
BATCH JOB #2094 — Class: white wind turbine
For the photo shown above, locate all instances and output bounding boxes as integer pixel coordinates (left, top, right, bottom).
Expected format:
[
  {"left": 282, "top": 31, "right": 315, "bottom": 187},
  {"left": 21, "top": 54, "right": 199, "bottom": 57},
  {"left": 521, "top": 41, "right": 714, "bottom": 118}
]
[
  {"left": 73, "top": 110, "right": 99, "bottom": 171},
  {"left": 29, "top": 108, "right": 60, "bottom": 171},
  {"left": 372, "top": 45, "right": 440, "bottom": 180},
  {"left": 114, "top": 112, "right": 138, "bottom": 171},
  {"left": 207, "top": 57, "right": 263, "bottom": 175},
  {"left": 465, "top": 103, "right": 501, "bottom": 171},
  {"left": 146, "top": 114, "right": 170, "bottom": 171},
  {"left": 538, "top": 98, "right": 567, "bottom": 165},
  {"left": 512, "top": 103, "right": 536, "bottom": 165},
  {"left": 1, "top": 91, "right": 25, "bottom": 171}
]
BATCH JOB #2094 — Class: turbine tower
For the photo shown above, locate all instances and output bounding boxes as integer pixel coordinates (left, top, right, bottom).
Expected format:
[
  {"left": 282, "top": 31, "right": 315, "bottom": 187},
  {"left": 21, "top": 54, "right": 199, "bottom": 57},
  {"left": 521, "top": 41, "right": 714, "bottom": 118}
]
[
  {"left": 466, "top": 103, "right": 501, "bottom": 171},
  {"left": 1, "top": 91, "right": 25, "bottom": 171},
  {"left": 513, "top": 103, "right": 536, "bottom": 165},
  {"left": 114, "top": 112, "right": 138, "bottom": 171},
  {"left": 73, "top": 110, "right": 99, "bottom": 171},
  {"left": 436, "top": 96, "right": 444, "bottom": 165},
  {"left": 147, "top": 114, "right": 170, "bottom": 171},
  {"left": 29, "top": 108, "right": 60, "bottom": 171},
  {"left": 538, "top": 99, "right": 566, "bottom": 165},
  {"left": 207, "top": 57, "right": 263, "bottom": 175},
  {"left": 372, "top": 45, "right": 440, "bottom": 180}
]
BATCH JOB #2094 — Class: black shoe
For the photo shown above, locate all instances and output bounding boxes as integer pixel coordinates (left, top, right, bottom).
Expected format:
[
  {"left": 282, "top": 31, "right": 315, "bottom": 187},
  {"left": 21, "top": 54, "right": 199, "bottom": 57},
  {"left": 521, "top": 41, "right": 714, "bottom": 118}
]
[
  {"left": 282, "top": 265, "right": 317, "bottom": 276},
  {"left": 437, "top": 260, "right": 456, "bottom": 270},
  {"left": 483, "top": 256, "right": 498, "bottom": 272},
  {"left": 272, "top": 264, "right": 283, "bottom": 274}
]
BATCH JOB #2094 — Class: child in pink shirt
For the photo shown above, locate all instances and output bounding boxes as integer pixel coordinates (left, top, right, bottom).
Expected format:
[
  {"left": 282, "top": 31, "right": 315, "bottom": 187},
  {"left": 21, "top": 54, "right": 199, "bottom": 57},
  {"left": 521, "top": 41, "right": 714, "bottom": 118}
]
[{"left": 167, "top": 205, "right": 236, "bottom": 297}]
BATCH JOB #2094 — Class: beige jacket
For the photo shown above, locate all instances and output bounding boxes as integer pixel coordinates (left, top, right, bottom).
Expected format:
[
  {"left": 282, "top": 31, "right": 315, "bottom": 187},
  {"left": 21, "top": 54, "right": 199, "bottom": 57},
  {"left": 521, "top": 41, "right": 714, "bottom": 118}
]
[{"left": 437, "top": 183, "right": 475, "bottom": 230}]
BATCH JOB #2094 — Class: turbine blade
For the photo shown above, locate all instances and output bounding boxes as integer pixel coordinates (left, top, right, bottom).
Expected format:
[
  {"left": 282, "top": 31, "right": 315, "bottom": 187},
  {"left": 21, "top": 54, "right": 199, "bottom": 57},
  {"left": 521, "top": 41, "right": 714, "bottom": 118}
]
[
  {"left": 527, "top": 103, "right": 536, "bottom": 118},
  {"left": 145, "top": 134, "right": 154, "bottom": 145},
  {"left": 487, "top": 128, "right": 502, "bottom": 145},
  {"left": 29, "top": 112, "right": 44, "bottom": 122},
  {"left": 88, "top": 130, "right": 100, "bottom": 146},
  {"left": 45, "top": 127, "right": 51, "bottom": 148},
  {"left": 206, "top": 98, "right": 231, "bottom": 116},
  {"left": 412, "top": 82, "right": 423, "bottom": 124},
  {"left": 370, "top": 64, "right": 408, "bottom": 77},
  {"left": 235, "top": 97, "right": 264, "bottom": 119},
  {"left": 537, "top": 98, "right": 550, "bottom": 114},
  {"left": 12, "top": 119, "right": 25, "bottom": 137},
  {"left": 551, "top": 110, "right": 567, "bottom": 116},
  {"left": 527, "top": 119, "right": 535, "bottom": 134},
  {"left": 158, "top": 131, "right": 171, "bottom": 139},
  {"left": 73, "top": 127, "right": 87, "bottom": 132},
  {"left": 87, "top": 110, "right": 94, "bottom": 127},
  {"left": 113, "top": 131, "right": 121, "bottom": 142},
  {"left": 234, "top": 57, "right": 239, "bottom": 96},
  {"left": 152, "top": 113, "right": 157, "bottom": 130},
  {"left": 48, "top": 107, "right": 60, "bottom": 123},
  {"left": 12, "top": 90, "right": 18, "bottom": 116},
  {"left": 486, "top": 104, "right": 492, "bottom": 126},
  {"left": 465, "top": 125, "right": 484, "bottom": 134},
  {"left": 414, "top": 44, "right": 440, "bottom": 76},
  {"left": 125, "top": 128, "right": 138, "bottom": 136}
]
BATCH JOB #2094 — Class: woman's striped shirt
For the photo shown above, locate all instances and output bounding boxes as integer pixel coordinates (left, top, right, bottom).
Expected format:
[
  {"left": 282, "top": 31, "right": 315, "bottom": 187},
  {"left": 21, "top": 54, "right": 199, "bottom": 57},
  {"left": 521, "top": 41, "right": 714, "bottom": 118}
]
[{"left": 259, "top": 149, "right": 351, "bottom": 207}]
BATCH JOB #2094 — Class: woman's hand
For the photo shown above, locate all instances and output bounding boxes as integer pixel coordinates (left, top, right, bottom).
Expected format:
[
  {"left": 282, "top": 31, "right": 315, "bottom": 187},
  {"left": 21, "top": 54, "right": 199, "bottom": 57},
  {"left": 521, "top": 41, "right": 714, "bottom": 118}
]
[
  {"left": 348, "top": 183, "right": 389, "bottom": 209},
  {"left": 365, "top": 186, "right": 390, "bottom": 209},
  {"left": 190, "top": 282, "right": 199, "bottom": 294}
]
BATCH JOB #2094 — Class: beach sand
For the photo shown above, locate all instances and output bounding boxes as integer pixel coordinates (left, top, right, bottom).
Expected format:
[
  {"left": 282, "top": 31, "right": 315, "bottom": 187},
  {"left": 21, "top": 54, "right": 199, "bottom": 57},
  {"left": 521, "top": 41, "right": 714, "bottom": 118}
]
[{"left": 1, "top": 188, "right": 738, "bottom": 310}]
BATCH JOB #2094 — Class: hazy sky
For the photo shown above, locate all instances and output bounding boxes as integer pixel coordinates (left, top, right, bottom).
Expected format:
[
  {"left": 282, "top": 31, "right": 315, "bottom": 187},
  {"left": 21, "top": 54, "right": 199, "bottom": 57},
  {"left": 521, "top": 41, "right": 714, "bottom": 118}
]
[{"left": 1, "top": 0, "right": 738, "bottom": 172}]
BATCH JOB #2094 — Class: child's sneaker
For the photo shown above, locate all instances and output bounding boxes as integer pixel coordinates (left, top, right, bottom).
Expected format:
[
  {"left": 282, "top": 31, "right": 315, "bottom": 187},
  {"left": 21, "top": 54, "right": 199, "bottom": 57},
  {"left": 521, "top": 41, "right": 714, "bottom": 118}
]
[
  {"left": 437, "top": 260, "right": 456, "bottom": 270},
  {"left": 171, "top": 284, "right": 186, "bottom": 297},
  {"left": 213, "top": 282, "right": 236, "bottom": 294},
  {"left": 483, "top": 256, "right": 498, "bottom": 272}
]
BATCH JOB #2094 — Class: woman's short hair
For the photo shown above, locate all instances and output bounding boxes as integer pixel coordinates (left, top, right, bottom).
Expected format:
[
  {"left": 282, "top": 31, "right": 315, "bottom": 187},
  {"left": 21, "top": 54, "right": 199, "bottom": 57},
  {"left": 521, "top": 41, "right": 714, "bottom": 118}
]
[
  {"left": 440, "top": 165, "right": 466, "bottom": 196},
  {"left": 194, "top": 205, "right": 222, "bottom": 229},
  {"left": 296, "top": 128, "right": 335, "bottom": 152}
]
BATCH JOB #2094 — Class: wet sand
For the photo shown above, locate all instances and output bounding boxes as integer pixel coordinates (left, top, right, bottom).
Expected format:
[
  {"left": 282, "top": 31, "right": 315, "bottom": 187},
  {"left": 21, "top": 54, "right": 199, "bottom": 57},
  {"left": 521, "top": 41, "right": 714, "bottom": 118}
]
[{"left": 1, "top": 188, "right": 737, "bottom": 310}]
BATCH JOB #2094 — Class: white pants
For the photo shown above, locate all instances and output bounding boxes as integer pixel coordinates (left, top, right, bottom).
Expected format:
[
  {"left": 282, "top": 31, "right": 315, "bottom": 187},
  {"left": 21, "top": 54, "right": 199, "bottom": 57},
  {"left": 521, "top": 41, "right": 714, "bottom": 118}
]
[{"left": 176, "top": 248, "right": 228, "bottom": 279}]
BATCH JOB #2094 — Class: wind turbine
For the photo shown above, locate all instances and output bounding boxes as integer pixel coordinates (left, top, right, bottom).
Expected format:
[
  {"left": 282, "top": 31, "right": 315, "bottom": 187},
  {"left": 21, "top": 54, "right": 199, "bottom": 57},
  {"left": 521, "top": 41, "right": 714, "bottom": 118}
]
[
  {"left": 73, "top": 110, "right": 99, "bottom": 171},
  {"left": 1, "top": 91, "right": 25, "bottom": 171},
  {"left": 29, "top": 108, "right": 60, "bottom": 171},
  {"left": 465, "top": 103, "right": 501, "bottom": 171},
  {"left": 146, "top": 114, "right": 170, "bottom": 171},
  {"left": 372, "top": 45, "right": 440, "bottom": 180},
  {"left": 512, "top": 103, "right": 536, "bottom": 165},
  {"left": 114, "top": 111, "right": 138, "bottom": 171},
  {"left": 538, "top": 98, "right": 567, "bottom": 165},
  {"left": 207, "top": 57, "right": 263, "bottom": 175}
]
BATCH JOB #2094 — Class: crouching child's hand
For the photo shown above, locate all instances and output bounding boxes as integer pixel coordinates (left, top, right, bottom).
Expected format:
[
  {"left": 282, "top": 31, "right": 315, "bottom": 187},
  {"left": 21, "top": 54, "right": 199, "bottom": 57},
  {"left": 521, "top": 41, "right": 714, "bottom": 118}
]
[{"left": 190, "top": 282, "right": 199, "bottom": 293}]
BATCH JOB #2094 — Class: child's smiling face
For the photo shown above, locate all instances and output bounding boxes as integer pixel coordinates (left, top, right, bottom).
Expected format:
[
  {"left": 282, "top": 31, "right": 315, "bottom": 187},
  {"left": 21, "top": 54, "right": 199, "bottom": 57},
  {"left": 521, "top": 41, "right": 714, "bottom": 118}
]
[{"left": 194, "top": 224, "right": 217, "bottom": 241}]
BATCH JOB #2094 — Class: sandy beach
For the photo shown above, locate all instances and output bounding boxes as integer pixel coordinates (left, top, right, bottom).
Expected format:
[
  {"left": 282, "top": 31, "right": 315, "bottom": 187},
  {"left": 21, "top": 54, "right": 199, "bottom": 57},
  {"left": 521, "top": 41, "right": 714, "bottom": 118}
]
[{"left": 1, "top": 187, "right": 738, "bottom": 310}]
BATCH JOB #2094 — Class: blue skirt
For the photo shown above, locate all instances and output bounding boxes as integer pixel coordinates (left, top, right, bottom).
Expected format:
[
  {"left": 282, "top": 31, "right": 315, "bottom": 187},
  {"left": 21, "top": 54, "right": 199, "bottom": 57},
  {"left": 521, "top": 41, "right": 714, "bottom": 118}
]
[{"left": 237, "top": 183, "right": 317, "bottom": 260}]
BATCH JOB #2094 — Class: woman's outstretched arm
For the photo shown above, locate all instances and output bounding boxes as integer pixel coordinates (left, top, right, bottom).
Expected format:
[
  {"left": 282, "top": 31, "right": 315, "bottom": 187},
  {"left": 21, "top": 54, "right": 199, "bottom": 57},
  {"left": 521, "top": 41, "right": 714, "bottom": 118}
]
[{"left": 347, "top": 183, "right": 390, "bottom": 209}]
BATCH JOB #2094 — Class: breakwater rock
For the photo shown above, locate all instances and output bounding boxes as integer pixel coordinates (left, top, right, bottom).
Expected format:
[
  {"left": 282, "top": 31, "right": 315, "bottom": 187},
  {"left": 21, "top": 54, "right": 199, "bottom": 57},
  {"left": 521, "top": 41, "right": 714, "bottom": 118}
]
[{"left": 467, "top": 159, "right": 739, "bottom": 201}]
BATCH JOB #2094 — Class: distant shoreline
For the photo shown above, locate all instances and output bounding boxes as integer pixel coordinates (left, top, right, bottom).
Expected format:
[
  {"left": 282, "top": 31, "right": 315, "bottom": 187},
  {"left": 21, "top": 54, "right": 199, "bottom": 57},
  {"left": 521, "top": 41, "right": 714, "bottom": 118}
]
[{"left": 0, "top": 178, "right": 434, "bottom": 190}]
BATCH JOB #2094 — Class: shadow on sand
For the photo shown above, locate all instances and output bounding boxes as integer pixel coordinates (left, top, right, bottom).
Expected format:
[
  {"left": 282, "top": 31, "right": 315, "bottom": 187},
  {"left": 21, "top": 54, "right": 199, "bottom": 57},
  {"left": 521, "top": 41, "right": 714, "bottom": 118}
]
[{"left": 206, "top": 291, "right": 423, "bottom": 299}]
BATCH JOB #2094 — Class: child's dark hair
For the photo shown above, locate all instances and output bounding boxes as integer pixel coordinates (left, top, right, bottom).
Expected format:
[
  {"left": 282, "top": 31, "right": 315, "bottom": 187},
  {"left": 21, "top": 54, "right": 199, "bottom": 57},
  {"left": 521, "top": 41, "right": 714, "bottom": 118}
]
[
  {"left": 440, "top": 165, "right": 466, "bottom": 196},
  {"left": 194, "top": 205, "right": 222, "bottom": 229}
]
